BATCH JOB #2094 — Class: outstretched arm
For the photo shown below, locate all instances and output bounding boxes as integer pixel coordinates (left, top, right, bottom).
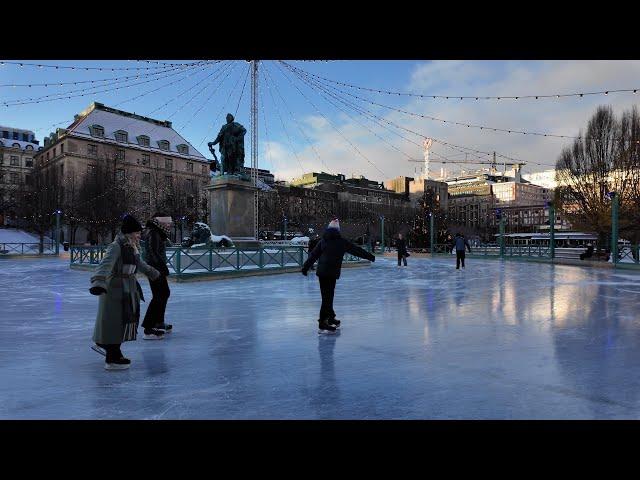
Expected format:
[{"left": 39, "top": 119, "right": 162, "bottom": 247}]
[
  {"left": 89, "top": 242, "right": 119, "bottom": 295},
  {"left": 302, "top": 241, "right": 323, "bottom": 273},
  {"left": 346, "top": 241, "right": 375, "bottom": 262}
]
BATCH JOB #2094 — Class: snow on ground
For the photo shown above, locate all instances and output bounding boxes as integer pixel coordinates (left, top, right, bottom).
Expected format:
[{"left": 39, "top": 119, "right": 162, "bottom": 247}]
[
  {"left": 0, "top": 228, "right": 42, "bottom": 243},
  {"left": 1, "top": 256, "right": 640, "bottom": 419}
]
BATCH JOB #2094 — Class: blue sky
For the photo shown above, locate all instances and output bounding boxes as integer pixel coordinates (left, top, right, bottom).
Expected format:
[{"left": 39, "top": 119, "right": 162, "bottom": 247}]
[{"left": 1, "top": 60, "right": 639, "bottom": 181}]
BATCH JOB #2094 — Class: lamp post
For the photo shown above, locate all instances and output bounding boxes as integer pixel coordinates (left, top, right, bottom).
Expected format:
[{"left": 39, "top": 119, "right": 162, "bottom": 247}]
[
  {"left": 497, "top": 209, "right": 504, "bottom": 258},
  {"left": 380, "top": 215, "right": 385, "bottom": 253},
  {"left": 429, "top": 211, "right": 434, "bottom": 255},
  {"left": 283, "top": 215, "right": 288, "bottom": 241},
  {"left": 608, "top": 192, "right": 618, "bottom": 264},
  {"left": 546, "top": 201, "right": 555, "bottom": 259},
  {"left": 54, "top": 210, "right": 61, "bottom": 255}
]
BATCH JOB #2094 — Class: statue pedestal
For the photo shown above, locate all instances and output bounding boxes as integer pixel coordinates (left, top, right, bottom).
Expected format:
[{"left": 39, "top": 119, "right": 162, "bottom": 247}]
[{"left": 206, "top": 177, "right": 260, "bottom": 249}]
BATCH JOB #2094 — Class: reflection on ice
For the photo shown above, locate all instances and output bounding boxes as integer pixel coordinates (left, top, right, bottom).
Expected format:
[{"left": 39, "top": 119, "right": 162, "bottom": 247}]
[{"left": 1, "top": 256, "right": 640, "bottom": 419}]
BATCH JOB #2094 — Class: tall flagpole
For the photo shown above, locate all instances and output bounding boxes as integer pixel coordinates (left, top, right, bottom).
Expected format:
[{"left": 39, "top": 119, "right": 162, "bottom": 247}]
[{"left": 250, "top": 60, "right": 259, "bottom": 240}]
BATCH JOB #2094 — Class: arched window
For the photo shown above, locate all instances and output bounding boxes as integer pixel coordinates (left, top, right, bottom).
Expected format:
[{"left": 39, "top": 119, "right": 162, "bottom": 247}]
[
  {"left": 114, "top": 130, "right": 128, "bottom": 143},
  {"left": 137, "top": 135, "right": 150, "bottom": 147},
  {"left": 90, "top": 125, "right": 105, "bottom": 138},
  {"left": 158, "top": 140, "right": 170, "bottom": 151},
  {"left": 177, "top": 144, "right": 189, "bottom": 155},
  {"left": 25, "top": 145, "right": 34, "bottom": 150},
  {"left": 12, "top": 143, "right": 20, "bottom": 148}
]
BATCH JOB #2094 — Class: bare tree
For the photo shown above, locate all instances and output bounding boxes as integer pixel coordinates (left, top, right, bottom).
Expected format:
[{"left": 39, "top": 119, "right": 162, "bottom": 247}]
[{"left": 556, "top": 105, "right": 640, "bottom": 247}]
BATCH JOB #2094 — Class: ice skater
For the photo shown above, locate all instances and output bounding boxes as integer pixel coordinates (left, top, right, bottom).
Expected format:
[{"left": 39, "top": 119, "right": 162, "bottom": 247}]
[
  {"left": 89, "top": 214, "right": 161, "bottom": 370},
  {"left": 301, "top": 217, "right": 376, "bottom": 334},
  {"left": 396, "top": 233, "right": 408, "bottom": 266},
  {"left": 141, "top": 213, "right": 173, "bottom": 338},
  {"left": 452, "top": 232, "right": 471, "bottom": 269}
]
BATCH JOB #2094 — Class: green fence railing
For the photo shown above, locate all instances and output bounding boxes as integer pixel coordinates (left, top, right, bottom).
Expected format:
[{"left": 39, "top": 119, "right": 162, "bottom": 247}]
[
  {"left": 70, "top": 244, "right": 371, "bottom": 275},
  {"left": 0, "top": 242, "right": 57, "bottom": 256}
]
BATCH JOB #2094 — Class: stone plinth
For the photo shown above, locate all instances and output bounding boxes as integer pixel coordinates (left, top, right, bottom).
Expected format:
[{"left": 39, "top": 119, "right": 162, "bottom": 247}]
[{"left": 206, "top": 177, "right": 259, "bottom": 248}]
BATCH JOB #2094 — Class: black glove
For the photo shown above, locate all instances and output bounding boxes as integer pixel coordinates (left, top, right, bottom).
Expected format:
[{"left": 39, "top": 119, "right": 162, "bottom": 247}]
[
  {"left": 370, "top": 255, "right": 376, "bottom": 262},
  {"left": 301, "top": 268, "right": 308, "bottom": 276},
  {"left": 89, "top": 286, "right": 107, "bottom": 296}
]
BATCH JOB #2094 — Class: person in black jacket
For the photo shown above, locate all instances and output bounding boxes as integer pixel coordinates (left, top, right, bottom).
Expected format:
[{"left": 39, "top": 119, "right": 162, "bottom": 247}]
[
  {"left": 396, "top": 233, "right": 408, "bottom": 266},
  {"left": 451, "top": 232, "right": 472, "bottom": 269},
  {"left": 142, "top": 213, "right": 173, "bottom": 338},
  {"left": 302, "top": 217, "right": 376, "bottom": 334},
  {"left": 307, "top": 233, "right": 320, "bottom": 271}
]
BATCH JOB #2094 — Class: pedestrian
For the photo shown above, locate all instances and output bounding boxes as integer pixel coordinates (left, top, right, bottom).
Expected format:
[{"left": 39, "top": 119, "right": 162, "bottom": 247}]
[
  {"left": 396, "top": 233, "right": 409, "bottom": 266},
  {"left": 89, "top": 214, "right": 161, "bottom": 370},
  {"left": 452, "top": 232, "right": 471, "bottom": 269},
  {"left": 142, "top": 213, "right": 173, "bottom": 337},
  {"left": 302, "top": 217, "right": 376, "bottom": 334}
]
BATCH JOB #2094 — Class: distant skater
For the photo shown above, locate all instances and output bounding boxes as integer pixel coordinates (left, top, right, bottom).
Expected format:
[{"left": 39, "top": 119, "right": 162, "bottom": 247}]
[
  {"left": 302, "top": 217, "right": 375, "bottom": 334},
  {"left": 89, "top": 215, "right": 160, "bottom": 370},
  {"left": 396, "top": 233, "right": 408, "bottom": 266},
  {"left": 452, "top": 232, "right": 471, "bottom": 269}
]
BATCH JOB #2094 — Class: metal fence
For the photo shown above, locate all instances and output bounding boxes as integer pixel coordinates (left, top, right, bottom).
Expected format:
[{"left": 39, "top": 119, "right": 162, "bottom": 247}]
[
  {"left": 0, "top": 242, "right": 57, "bottom": 256},
  {"left": 70, "top": 244, "right": 370, "bottom": 275}
]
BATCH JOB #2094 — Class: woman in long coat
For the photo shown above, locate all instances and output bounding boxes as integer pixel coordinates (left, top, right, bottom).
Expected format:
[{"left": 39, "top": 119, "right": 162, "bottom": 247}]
[{"left": 89, "top": 215, "right": 160, "bottom": 370}]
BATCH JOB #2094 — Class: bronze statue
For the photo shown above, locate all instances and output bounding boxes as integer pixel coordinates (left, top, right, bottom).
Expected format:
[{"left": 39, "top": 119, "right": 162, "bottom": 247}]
[{"left": 208, "top": 113, "right": 247, "bottom": 175}]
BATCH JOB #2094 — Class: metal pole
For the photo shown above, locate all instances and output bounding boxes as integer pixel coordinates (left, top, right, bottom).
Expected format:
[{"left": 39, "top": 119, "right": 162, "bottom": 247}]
[
  {"left": 429, "top": 213, "right": 434, "bottom": 255},
  {"left": 380, "top": 216, "right": 385, "bottom": 253},
  {"left": 55, "top": 211, "right": 60, "bottom": 255},
  {"left": 499, "top": 216, "right": 505, "bottom": 258},
  {"left": 283, "top": 216, "right": 287, "bottom": 241},
  {"left": 251, "top": 60, "right": 259, "bottom": 240},
  {"left": 549, "top": 203, "right": 555, "bottom": 259},
  {"left": 611, "top": 193, "right": 619, "bottom": 265}
]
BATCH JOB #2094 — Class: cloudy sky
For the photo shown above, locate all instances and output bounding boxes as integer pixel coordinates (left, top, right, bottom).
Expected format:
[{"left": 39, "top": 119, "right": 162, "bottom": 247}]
[{"left": 2, "top": 60, "right": 639, "bottom": 182}]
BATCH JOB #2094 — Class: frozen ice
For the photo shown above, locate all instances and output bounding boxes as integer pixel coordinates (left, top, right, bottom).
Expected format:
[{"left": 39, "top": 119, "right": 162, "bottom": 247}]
[{"left": 1, "top": 255, "right": 640, "bottom": 419}]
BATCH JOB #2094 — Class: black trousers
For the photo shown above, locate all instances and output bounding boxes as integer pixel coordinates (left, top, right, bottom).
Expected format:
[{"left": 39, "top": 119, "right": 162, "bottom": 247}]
[
  {"left": 456, "top": 250, "right": 466, "bottom": 269},
  {"left": 142, "top": 275, "right": 171, "bottom": 329},
  {"left": 318, "top": 276, "right": 337, "bottom": 322},
  {"left": 398, "top": 252, "right": 407, "bottom": 266}
]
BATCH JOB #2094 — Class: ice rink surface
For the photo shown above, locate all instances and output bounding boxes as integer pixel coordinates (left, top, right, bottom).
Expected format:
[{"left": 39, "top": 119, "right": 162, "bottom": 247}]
[{"left": 1, "top": 256, "right": 640, "bottom": 419}]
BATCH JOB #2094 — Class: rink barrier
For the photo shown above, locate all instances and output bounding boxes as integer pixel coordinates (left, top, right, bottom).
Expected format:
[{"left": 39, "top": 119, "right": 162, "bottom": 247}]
[
  {"left": 70, "top": 245, "right": 371, "bottom": 278},
  {"left": 430, "top": 243, "right": 640, "bottom": 268},
  {"left": 0, "top": 242, "right": 57, "bottom": 256}
]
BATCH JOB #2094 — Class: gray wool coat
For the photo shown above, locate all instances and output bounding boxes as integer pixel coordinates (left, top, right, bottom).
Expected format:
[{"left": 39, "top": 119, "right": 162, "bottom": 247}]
[{"left": 91, "top": 233, "right": 160, "bottom": 345}]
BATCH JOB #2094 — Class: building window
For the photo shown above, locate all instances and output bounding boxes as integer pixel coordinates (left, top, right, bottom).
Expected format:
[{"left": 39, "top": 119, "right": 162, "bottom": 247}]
[
  {"left": 10, "top": 156, "right": 19, "bottom": 166},
  {"left": 60, "top": 143, "right": 64, "bottom": 154},
  {"left": 11, "top": 173, "right": 19, "bottom": 184},
  {"left": 116, "top": 169, "right": 125, "bottom": 182},
  {"left": 53, "top": 147, "right": 57, "bottom": 157},
  {"left": 137, "top": 135, "right": 150, "bottom": 147},
  {"left": 177, "top": 144, "right": 189, "bottom": 155},
  {"left": 12, "top": 143, "right": 20, "bottom": 148},
  {"left": 91, "top": 125, "right": 105, "bottom": 138},
  {"left": 142, "top": 191, "right": 150, "bottom": 204},
  {"left": 186, "top": 162, "right": 193, "bottom": 172},
  {"left": 142, "top": 172, "right": 150, "bottom": 186},
  {"left": 202, "top": 165, "right": 208, "bottom": 175},
  {"left": 165, "top": 175, "right": 173, "bottom": 185},
  {"left": 116, "top": 148, "right": 125, "bottom": 161},
  {"left": 115, "top": 131, "right": 128, "bottom": 143},
  {"left": 60, "top": 163, "right": 64, "bottom": 176},
  {"left": 165, "top": 158, "right": 173, "bottom": 170},
  {"left": 25, "top": 145, "right": 33, "bottom": 151},
  {"left": 87, "top": 165, "right": 96, "bottom": 174},
  {"left": 185, "top": 179, "right": 194, "bottom": 192},
  {"left": 187, "top": 196, "right": 194, "bottom": 208},
  {"left": 2, "top": 131, "right": 8, "bottom": 139},
  {"left": 141, "top": 153, "right": 150, "bottom": 166},
  {"left": 13, "top": 132, "right": 19, "bottom": 140},
  {"left": 88, "top": 144, "right": 98, "bottom": 156},
  {"left": 25, "top": 174, "right": 32, "bottom": 185},
  {"left": 158, "top": 140, "right": 170, "bottom": 151}
]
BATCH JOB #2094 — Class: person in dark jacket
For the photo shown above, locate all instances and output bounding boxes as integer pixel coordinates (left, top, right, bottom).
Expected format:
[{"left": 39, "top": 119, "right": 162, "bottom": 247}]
[
  {"left": 141, "top": 213, "right": 173, "bottom": 338},
  {"left": 452, "top": 232, "right": 471, "bottom": 269},
  {"left": 396, "top": 233, "right": 408, "bottom": 266},
  {"left": 307, "top": 233, "right": 320, "bottom": 271},
  {"left": 90, "top": 214, "right": 160, "bottom": 370},
  {"left": 302, "top": 217, "right": 375, "bottom": 334}
]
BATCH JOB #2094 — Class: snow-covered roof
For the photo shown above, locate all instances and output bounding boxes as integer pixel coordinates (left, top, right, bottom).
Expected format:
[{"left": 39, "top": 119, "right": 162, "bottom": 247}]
[
  {"left": 0, "top": 139, "right": 41, "bottom": 151},
  {"left": 64, "top": 103, "right": 206, "bottom": 160}
]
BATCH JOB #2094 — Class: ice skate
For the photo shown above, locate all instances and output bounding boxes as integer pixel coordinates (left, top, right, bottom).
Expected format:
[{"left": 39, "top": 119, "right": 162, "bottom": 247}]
[
  {"left": 318, "top": 321, "right": 337, "bottom": 335},
  {"left": 91, "top": 345, "right": 106, "bottom": 356},
  {"left": 155, "top": 323, "right": 173, "bottom": 333},
  {"left": 104, "top": 357, "right": 131, "bottom": 370},
  {"left": 328, "top": 317, "right": 341, "bottom": 329},
  {"left": 143, "top": 328, "right": 165, "bottom": 340}
]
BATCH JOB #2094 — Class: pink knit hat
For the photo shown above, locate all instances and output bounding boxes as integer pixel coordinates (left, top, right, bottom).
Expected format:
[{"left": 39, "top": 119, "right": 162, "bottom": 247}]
[{"left": 328, "top": 217, "right": 340, "bottom": 230}]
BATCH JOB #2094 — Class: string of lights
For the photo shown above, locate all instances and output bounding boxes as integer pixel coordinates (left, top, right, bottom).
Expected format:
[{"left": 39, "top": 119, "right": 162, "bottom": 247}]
[
  {"left": 262, "top": 63, "right": 335, "bottom": 175},
  {"left": 0, "top": 62, "right": 219, "bottom": 88},
  {"left": 1, "top": 63, "right": 200, "bottom": 105},
  {"left": 2, "top": 63, "right": 209, "bottom": 107},
  {"left": 258, "top": 76, "right": 277, "bottom": 174},
  {"left": 272, "top": 61, "right": 388, "bottom": 178},
  {"left": 0, "top": 60, "right": 208, "bottom": 71},
  {"left": 234, "top": 63, "right": 251, "bottom": 117},
  {"left": 282, "top": 61, "right": 640, "bottom": 102},
  {"left": 287, "top": 63, "right": 583, "bottom": 140},
  {"left": 262, "top": 65, "right": 309, "bottom": 176},
  {"left": 286, "top": 62, "right": 531, "bottom": 169},
  {"left": 179, "top": 62, "right": 241, "bottom": 131},
  {"left": 196, "top": 63, "right": 248, "bottom": 149}
]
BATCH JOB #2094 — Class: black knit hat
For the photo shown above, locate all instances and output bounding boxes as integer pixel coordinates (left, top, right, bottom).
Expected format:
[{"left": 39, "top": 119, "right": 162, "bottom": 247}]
[{"left": 121, "top": 214, "right": 143, "bottom": 234}]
